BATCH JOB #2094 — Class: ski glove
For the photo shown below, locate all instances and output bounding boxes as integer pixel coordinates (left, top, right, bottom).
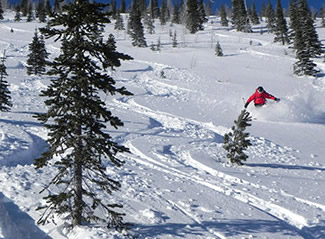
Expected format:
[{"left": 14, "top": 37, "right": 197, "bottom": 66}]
[
  {"left": 244, "top": 102, "right": 249, "bottom": 108},
  {"left": 275, "top": 98, "right": 280, "bottom": 102}
]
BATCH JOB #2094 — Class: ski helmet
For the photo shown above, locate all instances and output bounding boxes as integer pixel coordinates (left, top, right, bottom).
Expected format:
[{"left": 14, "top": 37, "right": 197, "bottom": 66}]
[{"left": 257, "top": 86, "right": 264, "bottom": 93}]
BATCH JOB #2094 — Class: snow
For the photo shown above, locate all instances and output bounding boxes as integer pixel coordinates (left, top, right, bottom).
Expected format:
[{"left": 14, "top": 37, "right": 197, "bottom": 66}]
[{"left": 0, "top": 10, "right": 325, "bottom": 239}]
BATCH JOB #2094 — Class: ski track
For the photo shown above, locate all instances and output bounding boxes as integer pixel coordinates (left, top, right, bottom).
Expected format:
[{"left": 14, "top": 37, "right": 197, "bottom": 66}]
[{"left": 109, "top": 61, "right": 325, "bottom": 238}]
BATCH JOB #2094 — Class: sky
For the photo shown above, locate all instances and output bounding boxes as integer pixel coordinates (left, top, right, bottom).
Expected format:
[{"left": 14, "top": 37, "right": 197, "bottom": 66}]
[{"left": 117, "top": 0, "right": 323, "bottom": 12}]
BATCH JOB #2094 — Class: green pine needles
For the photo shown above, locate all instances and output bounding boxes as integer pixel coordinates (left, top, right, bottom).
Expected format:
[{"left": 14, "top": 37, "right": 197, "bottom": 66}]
[
  {"left": 223, "top": 110, "right": 252, "bottom": 166},
  {"left": 0, "top": 52, "right": 12, "bottom": 112},
  {"left": 35, "top": 0, "right": 133, "bottom": 231}
]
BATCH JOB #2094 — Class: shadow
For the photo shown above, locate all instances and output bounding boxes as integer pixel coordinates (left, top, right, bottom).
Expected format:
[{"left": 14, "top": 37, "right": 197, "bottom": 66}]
[
  {"left": 123, "top": 65, "right": 153, "bottom": 73},
  {"left": 133, "top": 219, "right": 308, "bottom": 238},
  {"left": 0, "top": 192, "right": 51, "bottom": 239},
  {"left": 0, "top": 118, "right": 42, "bottom": 128},
  {"left": 246, "top": 163, "right": 325, "bottom": 171}
]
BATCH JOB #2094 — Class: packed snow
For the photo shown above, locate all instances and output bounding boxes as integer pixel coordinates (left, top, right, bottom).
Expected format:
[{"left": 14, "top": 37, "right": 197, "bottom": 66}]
[{"left": 0, "top": 10, "right": 324, "bottom": 239}]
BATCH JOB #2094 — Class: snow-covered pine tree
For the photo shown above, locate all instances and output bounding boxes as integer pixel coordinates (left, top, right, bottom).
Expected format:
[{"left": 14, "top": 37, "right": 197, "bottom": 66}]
[
  {"left": 37, "top": 0, "right": 47, "bottom": 23},
  {"left": 296, "top": 0, "right": 322, "bottom": 58},
  {"left": 223, "top": 109, "right": 252, "bottom": 166},
  {"left": 215, "top": 41, "right": 223, "bottom": 56},
  {"left": 27, "top": 29, "right": 49, "bottom": 76},
  {"left": 0, "top": 52, "right": 12, "bottom": 112},
  {"left": 265, "top": 0, "right": 276, "bottom": 33},
  {"left": 293, "top": 26, "right": 319, "bottom": 76},
  {"left": 231, "top": 0, "right": 251, "bottom": 32},
  {"left": 35, "top": 0, "right": 133, "bottom": 229},
  {"left": 220, "top": 4, "right": 228, "bottom": 27},
  {"left": 128, "top": 0, "right": 147, "bottom": 47},
  {"left": 288, "top": 0, "right": 299, "bottom": 44},
  {"left": 274, "top": 0, "right": 289, "bottom": 45},
  {"left": 27, "top": 3, "right": 34, "bottom": 22}
]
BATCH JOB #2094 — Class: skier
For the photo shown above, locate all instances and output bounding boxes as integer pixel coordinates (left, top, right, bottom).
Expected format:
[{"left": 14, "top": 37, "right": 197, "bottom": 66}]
[{"left": 244, "top": 86, "right": 280, "bottom": 108}]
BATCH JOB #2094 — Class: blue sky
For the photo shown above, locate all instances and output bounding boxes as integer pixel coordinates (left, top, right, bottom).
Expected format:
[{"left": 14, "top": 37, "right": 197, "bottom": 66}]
[{"left": 119, "top": 0, "right": 323, "bottom": 12}]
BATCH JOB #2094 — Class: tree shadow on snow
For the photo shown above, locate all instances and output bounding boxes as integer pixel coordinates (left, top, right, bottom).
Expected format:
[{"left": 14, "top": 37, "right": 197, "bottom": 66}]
[
  {"left": 0, "top": 192, "right": 51, "bottom": 239},
  {"left": 246, "top": 163, "right": 325, "bottom": 172},
  {"left": 133, "top": 219, "right": 303, "bottom": 238}
]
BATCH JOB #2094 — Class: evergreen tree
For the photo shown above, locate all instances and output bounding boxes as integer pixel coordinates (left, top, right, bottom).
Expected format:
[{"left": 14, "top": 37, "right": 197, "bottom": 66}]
[
  {"left": 265, "top": 0, "right": 276, "bottom": 33},
  {"left": 36, "top": 0, "right": 133, "bottom": 229},
  {"left": 0, "top": 52, "right": 12, "bottom": 112},
  {"left": 171, "top": 0, "right": 181, "bottom": 24},
  {"left": 21, "top": 0, "right": 28, "bottom": 16},
  {"left": 114, "top": 10, "right": 125, "bottom": 30},
  {"left": 0, "top": 1, "right": 4, "bottom": 20},
  {"left": 45, "top": 0, "right": 53, "bottom": 17},
  {"left": 293, "top": 26, "right": 319, "bottom": 76},
  {"left": 223, "top": 110, "right": 252, "bottom": 166},
  {"left": 121, "top": 0, "right": 126, "bottom": 13},
  {"left": 27, "top": 29, "right": 49, "bottom": 76},
  {"left": 14, "top": 5, "right": 21, "bottom": 22},
  {"left": 274, "top": 0, "right": 289, "bottom": 45},
  {"left": 27, "top": 3, "right": 34, "bottom": 22},
  {"left": 159, "top": 0, "right": 168, "bottom": 25},
  {"left": 185, "top": 0, "right": 200, "bottom": 34},
  {"left": 172, "top": 30, "right": 177, "bottom": 48},
  {"left": 215, "top": 41, "right": 223, "bottom": 56},
  {"left": 231, "top": 0, "right": 251, "bottom": 32},
  {"left": 296, "top": 0, "right": 322, "bottom": 58},
  {"left": 197, "top": 0, "right": 207, "bottom": 30},
  {"left": 128, "top": 0, "right": 147, "bottom": 47},
  {"left": 249, "top": 1, "right": 260, "bottom": 25},
  {"left": 205, "top": 1, "right": 212, "bottom": 16},
  {"left": 288, "top": 0, "right": 299, "bottom": 44},
  {"left": 220, "top": 4, "right": 228, "bottom": 27},
  {"left": 144, "top": 9, "right": 155, "bottom": 34},
  {"left": 53, "top": 0, "right": 61, "bottom": 14},
  {"left": 37, "top": 0, "right": 47, "bottom": 23}
]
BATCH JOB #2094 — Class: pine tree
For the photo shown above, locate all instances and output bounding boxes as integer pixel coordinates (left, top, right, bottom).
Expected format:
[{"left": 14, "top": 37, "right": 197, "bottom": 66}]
[
  {"left": 27, "top": 29, "right": 49, "bottom": 76},
  {"left": 288, "top": 0, "right": 299, "bottom": 44},
  {"left": 231, "top": 0, "right": 251, "bottom": 32},
  {"left": 274, "top": 0, "right": 289, "bottom": 45},
  {"left": 215, "top": 41, "right": 223, "bottom": 56},
  {"left": 223, "top": 110, "right": 252, "bottom": 166},
  {"left": 185, "top": 0, "right": 200, "bottom": 34},
  {"left": 249, "top": 1, "right": 260, "bottom": 25},
  {"left": 144, "top": 9, "right": 155, "bottom": 34},
  {"left": 220, "top": 4, "right": 228, "bottom": 27},
  {"left": 197, "top": 0, "right": 207, "bottom": 30},
  {"left": 27, "top": 3, "right": 34, "bottom": 22},
  {"left": 265, "top": 0, "right": 276, "bottom": 33},
  {"left": 37, "top": 0, "right": 47, "bottom": 23},
  {"left": 172, "top": 30, "right": 177, "bottom": 48},
  {"left": 292, "top": 0, "right": 321, "bottom": 76},
  {"left": 35, "top": 0, "right": 133, "bottom": 229},
  {"left": 114, "top": 10, "right": 125, "bottom": 30},
  {"left": 296, "top": 0, "right": 322, "bottom": 58},
  {"left": 0, "top": 52, "right": 12, "bottom": 112},
  {"left": 171, "top": 0, "right": 181, "bottom": 24},
  {"left": 160, "top": 0, "right": 168, "bottom": 25},
  {"left": 53, "top": 0, "right": 61, "bottom": 14},
  {"left": 121, "top": 0, "right": 126, "bottom": 13},
  {"left": 0, "top": 1, "right": 4, "bottom": 20},
  {"left": 14, "top": 5, "right": 21, "bottom": 22},
  {"left": 128, "top": 0, "right": 147, "bottom": 47}
]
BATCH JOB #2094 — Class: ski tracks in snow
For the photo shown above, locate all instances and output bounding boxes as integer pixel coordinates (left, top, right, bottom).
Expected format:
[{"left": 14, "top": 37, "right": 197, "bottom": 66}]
[{"left": 112, "top": 61, "right": 325, "bottom": 238}]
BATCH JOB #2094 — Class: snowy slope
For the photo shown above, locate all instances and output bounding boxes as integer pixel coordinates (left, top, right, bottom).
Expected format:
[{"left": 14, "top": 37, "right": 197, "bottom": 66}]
[{"left": 0, "top": 10, "right": 324, "bottom": 239}]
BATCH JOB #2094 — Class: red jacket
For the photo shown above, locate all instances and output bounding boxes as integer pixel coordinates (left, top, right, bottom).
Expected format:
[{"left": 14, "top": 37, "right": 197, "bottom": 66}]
[{"left": 246, "top": 89, "right": 276, "bottom": 105}]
